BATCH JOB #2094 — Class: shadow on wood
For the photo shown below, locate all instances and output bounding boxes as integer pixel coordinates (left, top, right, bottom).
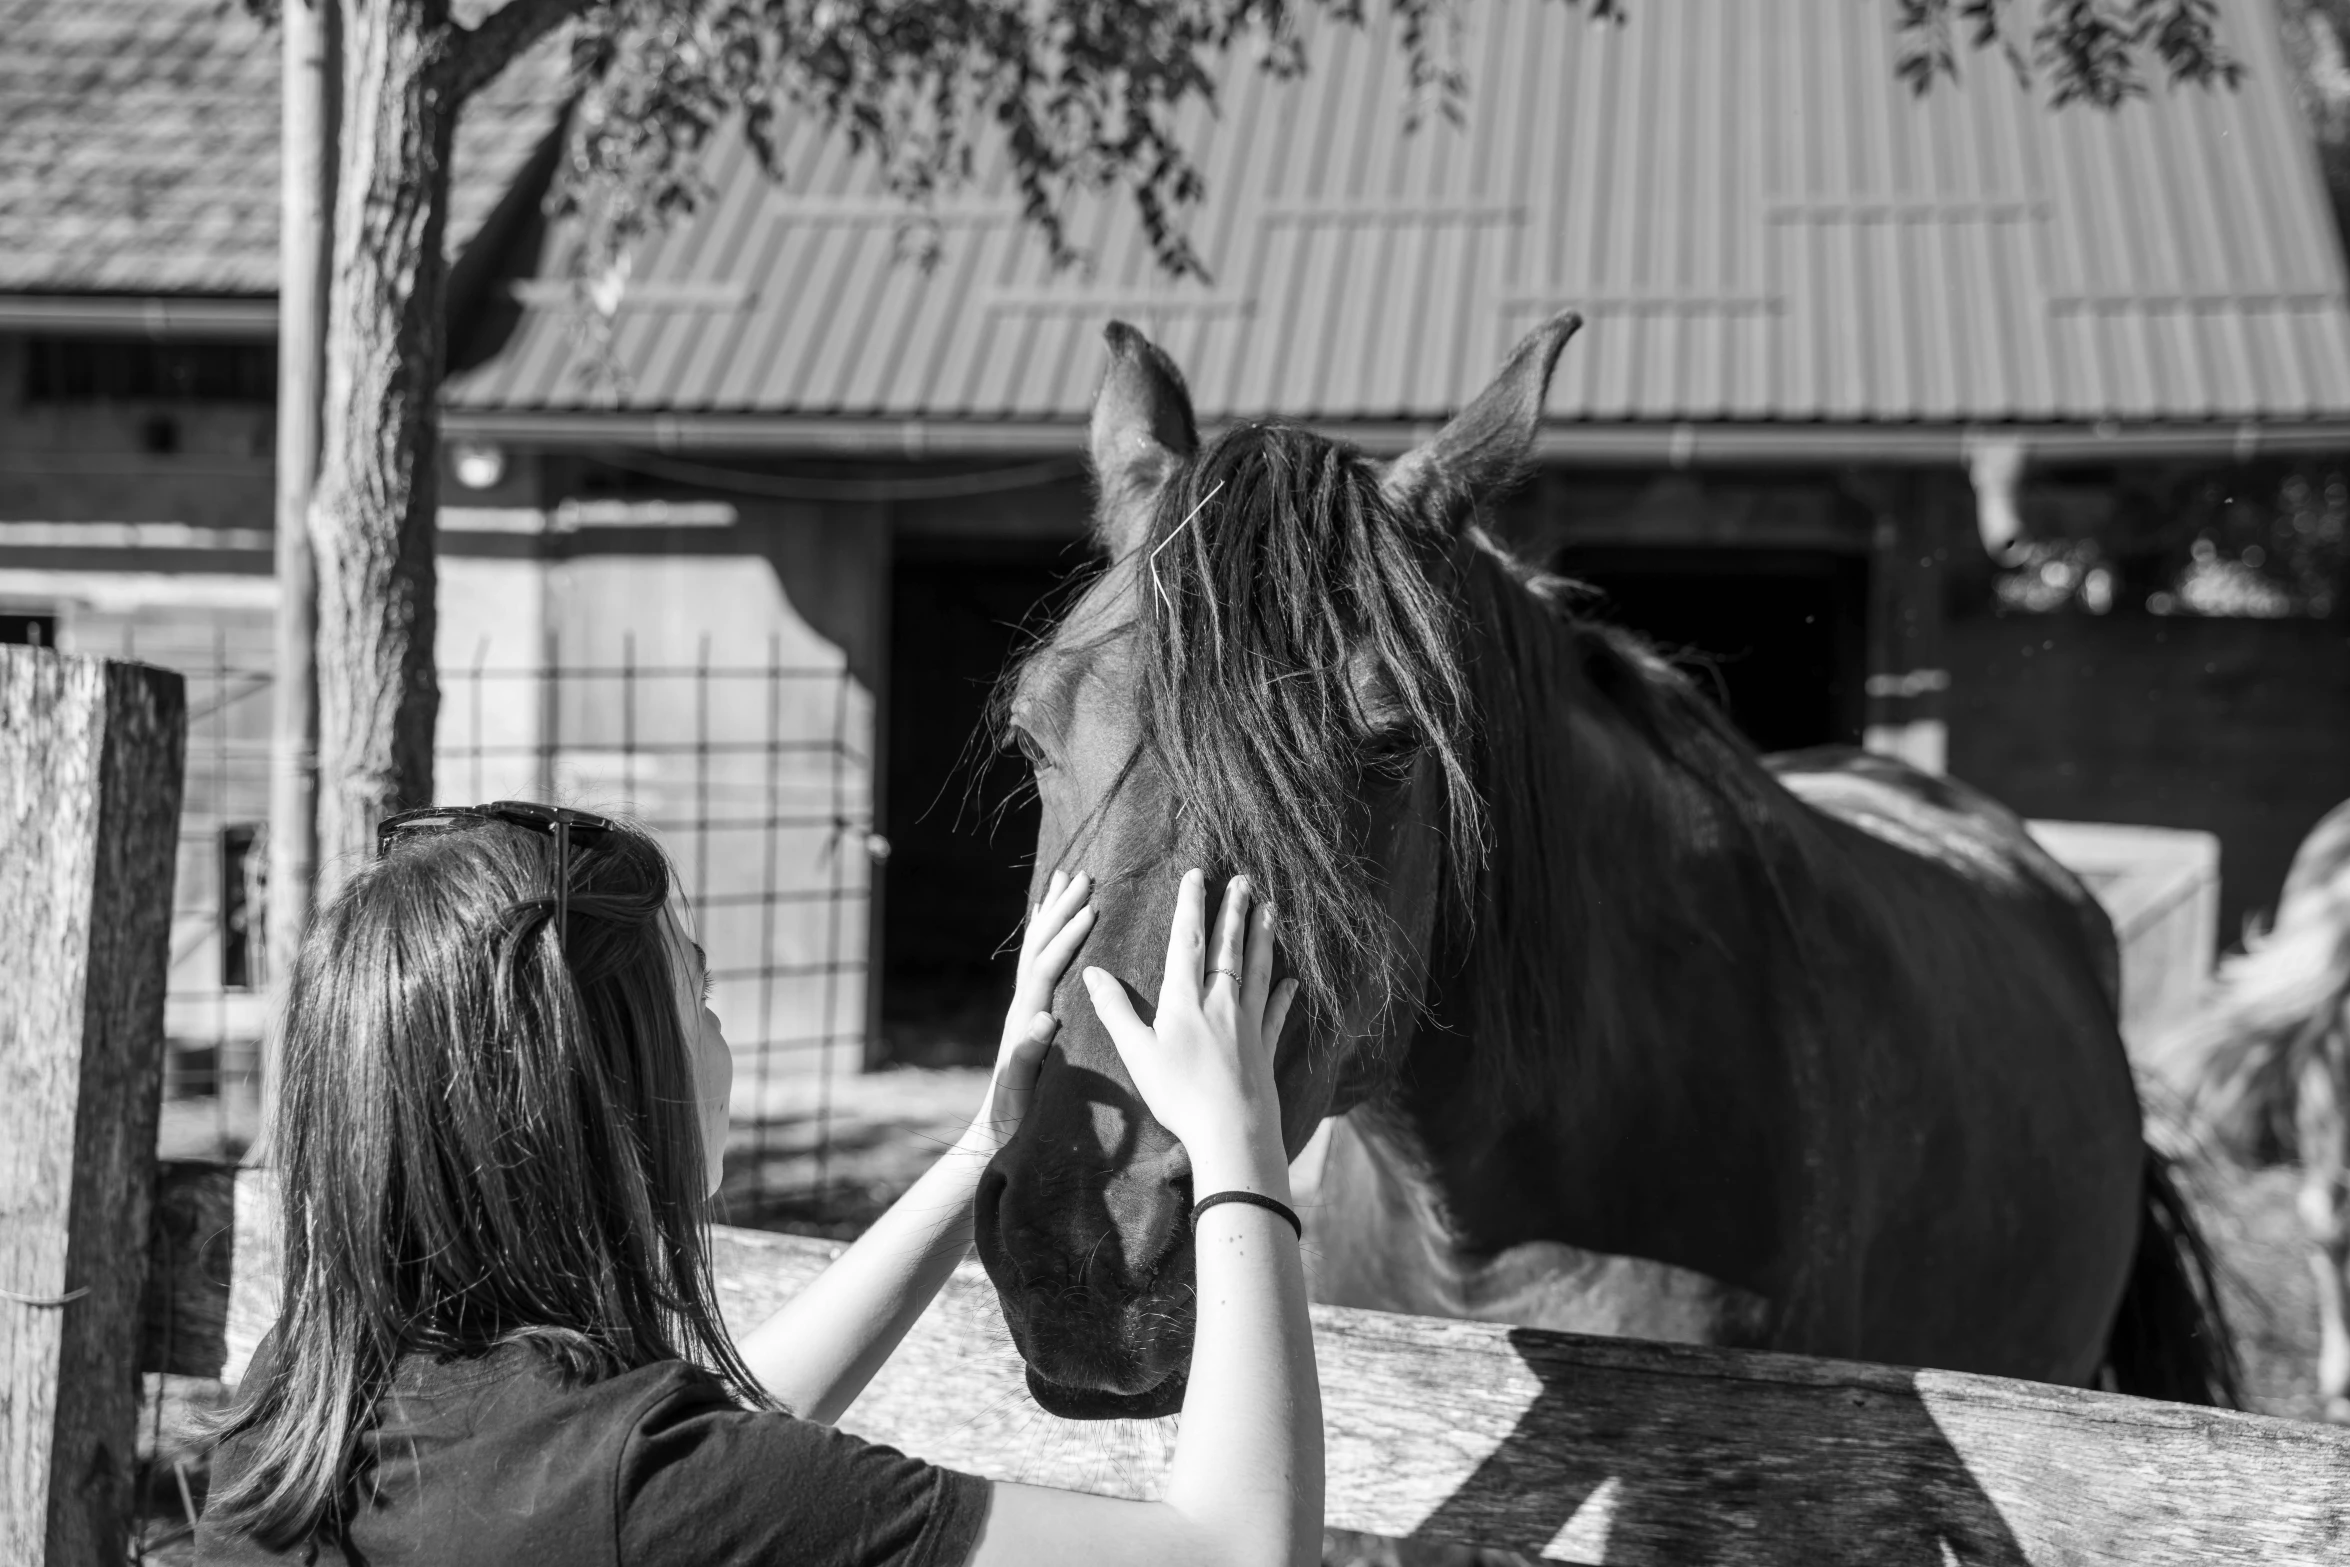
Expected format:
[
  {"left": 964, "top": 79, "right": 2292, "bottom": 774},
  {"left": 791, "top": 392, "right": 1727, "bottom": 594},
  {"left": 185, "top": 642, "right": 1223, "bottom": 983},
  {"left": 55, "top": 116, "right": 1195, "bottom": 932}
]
[
  {"left": 152, "top": 1165, "right": 2350, "bottom": 1566},
  {"left": 1410, "top": 1327, "right": 2020, "bottom": 1562}
]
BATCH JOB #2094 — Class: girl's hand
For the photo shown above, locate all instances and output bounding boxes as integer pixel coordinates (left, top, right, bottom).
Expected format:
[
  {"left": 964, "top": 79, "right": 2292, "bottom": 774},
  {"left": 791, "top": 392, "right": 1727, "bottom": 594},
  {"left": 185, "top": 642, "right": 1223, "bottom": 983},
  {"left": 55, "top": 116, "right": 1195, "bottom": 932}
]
[
  {"left": 962, "top": 870, "right": 1094, "bottom": 1156},
  {"left": 1081, "top": 870, "right": 1298, "bottom": 1173}
]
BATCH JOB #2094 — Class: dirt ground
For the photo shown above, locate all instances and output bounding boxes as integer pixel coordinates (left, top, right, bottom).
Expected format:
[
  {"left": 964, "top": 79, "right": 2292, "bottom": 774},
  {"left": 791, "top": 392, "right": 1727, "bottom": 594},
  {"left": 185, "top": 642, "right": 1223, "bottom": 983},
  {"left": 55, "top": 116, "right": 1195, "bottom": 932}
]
[{"left": 129, "top": 1069, "right": 2334, "bottom": 1560}]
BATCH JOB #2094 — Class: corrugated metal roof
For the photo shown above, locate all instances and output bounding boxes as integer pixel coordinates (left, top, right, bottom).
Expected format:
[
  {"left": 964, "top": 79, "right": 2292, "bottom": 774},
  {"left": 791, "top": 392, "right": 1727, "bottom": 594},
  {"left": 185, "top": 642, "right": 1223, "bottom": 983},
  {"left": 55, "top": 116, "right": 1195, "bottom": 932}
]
[
  {"left": 448, "top": 0, "right": 2350, "bottom": 429},
  {"left": 0, "top": 0, "right": 568, "bottom": 296}
]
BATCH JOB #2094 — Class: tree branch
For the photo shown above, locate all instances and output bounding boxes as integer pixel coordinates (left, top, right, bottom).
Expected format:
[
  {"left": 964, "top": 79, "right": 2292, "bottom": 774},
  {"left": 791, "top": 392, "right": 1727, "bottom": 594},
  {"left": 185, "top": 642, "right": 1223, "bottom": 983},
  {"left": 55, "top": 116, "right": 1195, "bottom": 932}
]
[{"left": 446, "top": 0, "right": 587, "bottom": 105}]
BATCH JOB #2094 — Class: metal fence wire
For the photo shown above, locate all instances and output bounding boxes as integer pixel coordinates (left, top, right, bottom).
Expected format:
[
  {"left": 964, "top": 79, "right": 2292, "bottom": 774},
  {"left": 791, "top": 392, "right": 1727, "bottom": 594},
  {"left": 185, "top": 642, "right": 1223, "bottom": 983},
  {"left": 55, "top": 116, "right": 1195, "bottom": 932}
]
[{"left": 160, "top": 634, "right": 875, "bottom": 1228}]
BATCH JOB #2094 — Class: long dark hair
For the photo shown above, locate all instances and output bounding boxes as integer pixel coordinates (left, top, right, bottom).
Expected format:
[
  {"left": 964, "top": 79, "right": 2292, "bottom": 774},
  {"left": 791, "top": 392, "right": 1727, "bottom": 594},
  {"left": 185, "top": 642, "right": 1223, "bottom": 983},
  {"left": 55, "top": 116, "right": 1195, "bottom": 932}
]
[{"left": 206, "top": 817, "right": 765, "bottom": 1548}]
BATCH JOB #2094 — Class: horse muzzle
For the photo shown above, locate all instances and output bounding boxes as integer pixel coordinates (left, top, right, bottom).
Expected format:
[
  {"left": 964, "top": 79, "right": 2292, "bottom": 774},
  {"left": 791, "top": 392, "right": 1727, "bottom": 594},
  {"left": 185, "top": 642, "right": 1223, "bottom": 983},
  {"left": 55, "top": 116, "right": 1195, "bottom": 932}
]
[{"left": 973, "top": 1128, "right": 1198, "bottom": 1420}]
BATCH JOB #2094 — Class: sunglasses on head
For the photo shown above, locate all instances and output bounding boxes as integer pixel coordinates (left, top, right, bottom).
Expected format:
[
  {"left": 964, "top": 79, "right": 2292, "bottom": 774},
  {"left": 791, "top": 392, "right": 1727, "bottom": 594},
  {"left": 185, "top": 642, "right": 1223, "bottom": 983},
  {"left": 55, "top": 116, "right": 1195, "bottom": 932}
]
[{"left": 377, "top": 801, "right": 616, "bottom": 946}]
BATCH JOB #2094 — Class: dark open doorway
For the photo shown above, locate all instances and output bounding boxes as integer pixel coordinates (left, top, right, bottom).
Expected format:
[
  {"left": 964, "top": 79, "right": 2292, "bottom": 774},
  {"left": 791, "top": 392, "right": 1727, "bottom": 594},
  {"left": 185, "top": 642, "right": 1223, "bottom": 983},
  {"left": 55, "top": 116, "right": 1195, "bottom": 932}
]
[
  {"left": 877, "top": 538, "right": 1078, "bottom": 1067},
  {"left": 1555, "top": 547, "right": 1869, "bottom": 753}
]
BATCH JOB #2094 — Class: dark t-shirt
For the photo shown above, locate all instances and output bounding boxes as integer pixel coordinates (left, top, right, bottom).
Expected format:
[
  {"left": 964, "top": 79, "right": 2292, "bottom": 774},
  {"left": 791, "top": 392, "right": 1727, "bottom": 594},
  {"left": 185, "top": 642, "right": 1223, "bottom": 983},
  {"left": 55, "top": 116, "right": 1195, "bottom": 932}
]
[{"left": 196, "top": 1334, "right": 991, "bottom": 1567}]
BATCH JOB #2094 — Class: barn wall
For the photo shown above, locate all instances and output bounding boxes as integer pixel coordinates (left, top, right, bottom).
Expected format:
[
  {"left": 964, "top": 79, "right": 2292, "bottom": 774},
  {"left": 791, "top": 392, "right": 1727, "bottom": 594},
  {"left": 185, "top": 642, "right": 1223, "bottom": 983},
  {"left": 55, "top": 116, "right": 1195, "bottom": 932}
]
[
  {"left": 1946, "top": 613, "right": 2350, "bottom": 940},
  {"left": 0, "top": 333, "right": 275, "bottom": 530},
  {"left": 443, "top": 472, "right": 890, "bottom": 1112}
]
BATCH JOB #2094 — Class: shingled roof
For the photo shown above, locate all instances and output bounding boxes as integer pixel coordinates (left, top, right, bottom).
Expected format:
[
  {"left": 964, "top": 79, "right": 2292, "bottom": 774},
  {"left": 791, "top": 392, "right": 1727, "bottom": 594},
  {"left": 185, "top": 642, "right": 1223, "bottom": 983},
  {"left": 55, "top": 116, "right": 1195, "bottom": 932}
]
[
  {"left": 445, "top": 0, "right": 2350, "bottom": 450},
  {"left": 0, "top": 0, "right": 567, "bottom": 298}
]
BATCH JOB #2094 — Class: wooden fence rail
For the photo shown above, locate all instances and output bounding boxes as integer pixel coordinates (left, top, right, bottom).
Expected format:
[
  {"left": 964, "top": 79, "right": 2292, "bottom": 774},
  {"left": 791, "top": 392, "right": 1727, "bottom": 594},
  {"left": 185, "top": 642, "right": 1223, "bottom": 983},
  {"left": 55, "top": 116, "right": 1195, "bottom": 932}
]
[{"left": 151, "top": 1163, "right": 2350, "bottom": 1567}]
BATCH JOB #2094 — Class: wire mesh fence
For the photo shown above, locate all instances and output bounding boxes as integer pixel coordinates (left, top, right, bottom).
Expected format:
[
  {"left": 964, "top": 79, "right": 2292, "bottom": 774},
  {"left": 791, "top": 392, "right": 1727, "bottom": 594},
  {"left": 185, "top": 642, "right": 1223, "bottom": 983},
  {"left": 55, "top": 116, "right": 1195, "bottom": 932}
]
[{"left": 155, "top": 633, "right": 876, "bottom": 1227}]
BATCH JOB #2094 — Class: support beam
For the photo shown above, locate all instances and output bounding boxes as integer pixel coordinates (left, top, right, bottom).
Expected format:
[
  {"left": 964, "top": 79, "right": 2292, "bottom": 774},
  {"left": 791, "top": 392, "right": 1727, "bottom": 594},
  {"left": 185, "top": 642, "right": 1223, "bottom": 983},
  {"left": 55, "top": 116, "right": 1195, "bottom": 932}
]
[
  {"left": 1966, "top": 437, "right": 2027, "bottom": 559},
  {"left": 265, "top": 0, "right": 335, "bottom": 1041},
  {"left": 2, "top": 648, "right": 186, "bottom": 1567},
  {"left": 1852, "top": 471, "right": 1951, "bottom": 774}
]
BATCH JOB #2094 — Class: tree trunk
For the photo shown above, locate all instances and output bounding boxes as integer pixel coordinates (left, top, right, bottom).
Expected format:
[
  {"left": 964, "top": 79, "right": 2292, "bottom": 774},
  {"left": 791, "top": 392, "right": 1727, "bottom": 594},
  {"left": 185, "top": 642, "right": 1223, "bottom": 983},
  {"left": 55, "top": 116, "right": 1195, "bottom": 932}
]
[{"left": 310, "top": 0, "right": 459, "bottom": 894}]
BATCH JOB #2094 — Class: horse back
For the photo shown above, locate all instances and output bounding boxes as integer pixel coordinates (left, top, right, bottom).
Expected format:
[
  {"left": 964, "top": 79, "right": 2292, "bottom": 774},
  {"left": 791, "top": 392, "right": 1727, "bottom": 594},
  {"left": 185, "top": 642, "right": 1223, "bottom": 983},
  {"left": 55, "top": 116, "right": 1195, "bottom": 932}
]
[
  {"left": 1766, "top": 745, "right": 2121, "bottom": 1017},
  {"left": 1759, "top": 745, "right": 2141, "bottom": 1382}
]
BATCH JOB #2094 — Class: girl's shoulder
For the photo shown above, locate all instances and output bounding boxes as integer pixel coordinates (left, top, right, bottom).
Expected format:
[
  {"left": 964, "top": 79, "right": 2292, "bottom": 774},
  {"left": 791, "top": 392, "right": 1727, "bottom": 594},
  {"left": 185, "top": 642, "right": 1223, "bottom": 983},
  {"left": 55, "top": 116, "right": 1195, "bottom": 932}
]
[
  {"left": 204, "top": 1341, "right": 984, "bottom": 1567},
  {"left": 200, "top": 1344, "right": 726, "bottom": 1567}
]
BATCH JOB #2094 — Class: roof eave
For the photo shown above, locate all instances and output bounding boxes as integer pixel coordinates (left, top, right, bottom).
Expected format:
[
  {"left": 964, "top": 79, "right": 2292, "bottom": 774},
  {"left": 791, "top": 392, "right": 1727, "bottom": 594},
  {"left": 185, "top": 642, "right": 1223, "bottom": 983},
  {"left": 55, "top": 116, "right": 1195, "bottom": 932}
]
[
  {"left": 437, "top": 409, "right": 2350, "bottom": 466},
  {"left": 0, "top": 294, "right": 276, "bottom": 338}
]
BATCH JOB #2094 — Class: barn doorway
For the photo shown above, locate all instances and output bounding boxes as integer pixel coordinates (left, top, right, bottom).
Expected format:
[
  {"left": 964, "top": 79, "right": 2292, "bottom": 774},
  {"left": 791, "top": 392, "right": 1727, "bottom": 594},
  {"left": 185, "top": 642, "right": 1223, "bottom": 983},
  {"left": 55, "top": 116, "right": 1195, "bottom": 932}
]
[
  {"left": 1556, "top": 546, "right": 1869, "bottom": 753},
  {"left": 878, "top": 537, "right": 1078, "bottom": 1067}
]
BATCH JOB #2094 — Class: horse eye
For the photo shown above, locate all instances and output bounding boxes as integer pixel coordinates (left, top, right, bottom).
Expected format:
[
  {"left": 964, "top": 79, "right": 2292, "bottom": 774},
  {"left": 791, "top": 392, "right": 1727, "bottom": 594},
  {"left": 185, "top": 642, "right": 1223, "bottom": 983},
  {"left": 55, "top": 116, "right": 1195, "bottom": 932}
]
[
  {"left": 1012, "top": 727, "right": 1053, "bottom": 773},
  {"left": 1361, "top": 731, "right": 1416, "bottom": 781}
]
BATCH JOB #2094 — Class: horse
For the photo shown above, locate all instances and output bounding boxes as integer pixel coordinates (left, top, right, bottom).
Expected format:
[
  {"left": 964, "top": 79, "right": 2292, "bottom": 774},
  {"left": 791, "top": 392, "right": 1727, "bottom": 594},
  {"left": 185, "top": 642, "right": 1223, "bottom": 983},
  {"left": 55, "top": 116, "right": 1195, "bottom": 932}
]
[
  {"left": 969, "top": 313, "right": 2240, "bottom": 1430},
  {"left": 2162, "top": 799, "right": 2350, "bottom": 1421}
]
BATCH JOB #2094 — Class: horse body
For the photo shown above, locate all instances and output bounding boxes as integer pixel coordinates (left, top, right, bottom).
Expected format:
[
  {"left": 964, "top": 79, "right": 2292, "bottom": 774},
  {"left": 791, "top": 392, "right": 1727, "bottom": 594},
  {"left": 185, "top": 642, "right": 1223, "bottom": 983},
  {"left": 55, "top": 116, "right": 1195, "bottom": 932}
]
[
  {"left": 972, "top": 315, "right": 2235, "bottom": 1422},
  {"left": 1302, "top": 725, "right": 2143, "bottom": 1386}
]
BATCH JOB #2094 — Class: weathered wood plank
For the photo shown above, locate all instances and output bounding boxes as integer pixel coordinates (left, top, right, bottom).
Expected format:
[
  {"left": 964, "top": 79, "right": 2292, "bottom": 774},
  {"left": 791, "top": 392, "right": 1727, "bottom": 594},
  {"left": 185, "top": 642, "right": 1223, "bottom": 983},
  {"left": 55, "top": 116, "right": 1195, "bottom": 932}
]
[
  {"left": 159, "top": 1164, "right": 2350, "bottom": 1565},
  {"left": 3, "top": 649, "right": 186, "bottom": 1567}
]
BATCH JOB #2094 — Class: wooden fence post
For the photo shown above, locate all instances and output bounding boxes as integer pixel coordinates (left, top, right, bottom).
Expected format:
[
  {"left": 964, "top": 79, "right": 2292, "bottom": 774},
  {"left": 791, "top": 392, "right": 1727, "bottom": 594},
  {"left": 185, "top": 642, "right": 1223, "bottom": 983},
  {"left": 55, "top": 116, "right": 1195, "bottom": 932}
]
[{"left": 1, "top": 647, "right": 187, "bottom": 1567}]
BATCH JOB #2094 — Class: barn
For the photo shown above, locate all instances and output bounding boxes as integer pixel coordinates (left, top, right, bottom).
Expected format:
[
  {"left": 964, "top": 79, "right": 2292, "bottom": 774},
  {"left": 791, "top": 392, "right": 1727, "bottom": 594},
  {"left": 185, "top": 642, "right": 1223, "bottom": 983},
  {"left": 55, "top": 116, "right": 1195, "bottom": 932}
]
[{"left": 4, "top": 0, "right": 2348, "bottom": 1105}]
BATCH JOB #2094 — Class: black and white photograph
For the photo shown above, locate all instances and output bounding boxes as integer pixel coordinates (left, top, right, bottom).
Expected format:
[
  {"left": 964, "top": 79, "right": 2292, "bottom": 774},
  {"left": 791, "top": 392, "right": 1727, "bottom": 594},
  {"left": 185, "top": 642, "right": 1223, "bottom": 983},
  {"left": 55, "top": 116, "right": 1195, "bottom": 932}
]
[{"left": 4, "top": 0, "right": 2349, "bottom": 1562}]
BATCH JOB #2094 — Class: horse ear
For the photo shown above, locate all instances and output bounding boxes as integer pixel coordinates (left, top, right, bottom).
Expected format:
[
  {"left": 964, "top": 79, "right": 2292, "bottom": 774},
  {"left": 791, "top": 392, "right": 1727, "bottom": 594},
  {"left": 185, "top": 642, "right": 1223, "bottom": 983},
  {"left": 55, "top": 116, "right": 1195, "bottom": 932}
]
[
  {"left": 1089, "top": 321, "right": 1199, "bottom": 556},
  {"left": 1381, "top": 312, "right": 1581, "bottom": 521}
]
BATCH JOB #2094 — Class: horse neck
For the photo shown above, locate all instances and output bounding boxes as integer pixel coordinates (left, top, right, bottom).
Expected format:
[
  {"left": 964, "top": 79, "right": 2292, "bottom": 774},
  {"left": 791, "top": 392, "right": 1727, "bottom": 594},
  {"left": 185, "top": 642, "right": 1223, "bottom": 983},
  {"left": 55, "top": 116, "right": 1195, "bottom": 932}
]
[{"left": 1410, "top": 551, "right": 1795, "bottom": 1161}]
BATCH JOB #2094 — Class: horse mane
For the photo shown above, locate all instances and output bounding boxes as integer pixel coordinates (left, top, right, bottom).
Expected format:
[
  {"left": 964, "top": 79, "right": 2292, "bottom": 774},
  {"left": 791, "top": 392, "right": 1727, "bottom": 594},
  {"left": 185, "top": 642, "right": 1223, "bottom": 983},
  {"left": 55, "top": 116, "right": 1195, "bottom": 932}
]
[
  {"left": 2169, "top": 803, "right": 2350, "bottom": 1164},
  {"left": 1440, "top": 521, "right": 1801, "bottom": 1107},
  {"left": 1128, "top": 420, "right": 1797, "bottom": 1095}
]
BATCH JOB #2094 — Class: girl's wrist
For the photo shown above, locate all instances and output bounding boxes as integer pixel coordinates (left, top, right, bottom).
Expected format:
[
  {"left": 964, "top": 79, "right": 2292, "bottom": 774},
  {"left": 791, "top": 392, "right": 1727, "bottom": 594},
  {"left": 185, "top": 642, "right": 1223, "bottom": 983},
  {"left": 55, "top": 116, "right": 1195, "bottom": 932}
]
[{"left": 1188, "top": 1127, "right": 1293, "bottom": 1203}]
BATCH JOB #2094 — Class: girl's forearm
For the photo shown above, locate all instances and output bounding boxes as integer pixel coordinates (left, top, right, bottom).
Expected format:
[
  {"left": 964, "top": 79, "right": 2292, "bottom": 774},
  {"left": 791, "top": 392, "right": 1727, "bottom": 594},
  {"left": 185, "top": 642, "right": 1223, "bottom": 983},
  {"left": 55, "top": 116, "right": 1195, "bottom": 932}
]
[
  {"left": 736, "top": 1133, "right": 991, "bottom": 1423},
  {"left": 1161, "top": 1133, "right": 1324, "bottom": 1566},
  {"left": 968, "top": 1133, "right": 1323, "bottom": 1567}
]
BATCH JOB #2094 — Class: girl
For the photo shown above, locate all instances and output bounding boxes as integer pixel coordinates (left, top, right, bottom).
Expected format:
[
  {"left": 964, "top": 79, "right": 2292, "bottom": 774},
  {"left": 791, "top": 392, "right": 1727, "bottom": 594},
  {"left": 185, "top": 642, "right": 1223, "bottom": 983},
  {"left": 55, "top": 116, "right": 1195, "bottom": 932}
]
[{"left": 197, "top": 804, "right": 1318, "bottom": 1566}]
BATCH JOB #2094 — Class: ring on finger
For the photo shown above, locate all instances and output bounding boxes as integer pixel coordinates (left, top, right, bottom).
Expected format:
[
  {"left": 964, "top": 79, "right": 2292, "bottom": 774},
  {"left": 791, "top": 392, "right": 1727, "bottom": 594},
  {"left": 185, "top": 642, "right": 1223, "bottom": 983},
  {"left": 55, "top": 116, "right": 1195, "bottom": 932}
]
[{"left": 1208, "top": 967, "right": 1243, "bottom": 985}]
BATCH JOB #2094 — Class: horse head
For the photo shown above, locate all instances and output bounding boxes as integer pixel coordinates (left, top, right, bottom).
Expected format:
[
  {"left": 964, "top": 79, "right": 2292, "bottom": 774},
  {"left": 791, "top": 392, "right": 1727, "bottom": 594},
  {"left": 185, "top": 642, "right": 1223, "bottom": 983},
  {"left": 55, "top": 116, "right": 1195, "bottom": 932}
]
[{"left": 971, "top": 313, "right": 1582, "bottom": 1418}]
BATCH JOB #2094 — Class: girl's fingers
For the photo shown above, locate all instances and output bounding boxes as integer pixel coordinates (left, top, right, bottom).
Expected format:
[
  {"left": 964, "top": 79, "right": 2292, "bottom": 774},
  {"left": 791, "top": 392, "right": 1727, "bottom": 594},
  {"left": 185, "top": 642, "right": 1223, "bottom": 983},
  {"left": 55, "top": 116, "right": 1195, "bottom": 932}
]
[
  {"left": 1160, "top": 868, "right": 1208, "bottom": 1006},
  {"left": 1030, "top": 904, "right": 1096, "bottom": 986},
  {"left": 1241, "top": 898, "right": 1276, "bottom": 1017},
  {"left": 1045, "top": 869, "right": 1088, "bottom": 921},
  {"left": 1022, "top": 869, "right": 1067, "bottom": 956},
  {"left": 1021, "top": 871, "right": 1090, "bottom": 967},
  {"left": 1261, "top": 978, "right": 1300, "bottom": 1060},
  {"left": 1037, "top": 875, "right": 1091, "bottom": 943},
  {"left": 1082, "top": 967, "right": 1153, "bottom": 1053},
  {"left": 1207, "top": 875, "right": 1250, "bottom": 996}
]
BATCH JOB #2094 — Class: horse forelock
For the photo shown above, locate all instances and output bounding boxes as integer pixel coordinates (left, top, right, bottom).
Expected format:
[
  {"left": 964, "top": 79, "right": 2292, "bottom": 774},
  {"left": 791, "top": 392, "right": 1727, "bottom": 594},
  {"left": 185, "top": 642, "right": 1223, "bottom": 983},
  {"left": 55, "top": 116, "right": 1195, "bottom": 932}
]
[{"left": 1112, "top": 423, "right": 1484, "bottom": 1044}]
